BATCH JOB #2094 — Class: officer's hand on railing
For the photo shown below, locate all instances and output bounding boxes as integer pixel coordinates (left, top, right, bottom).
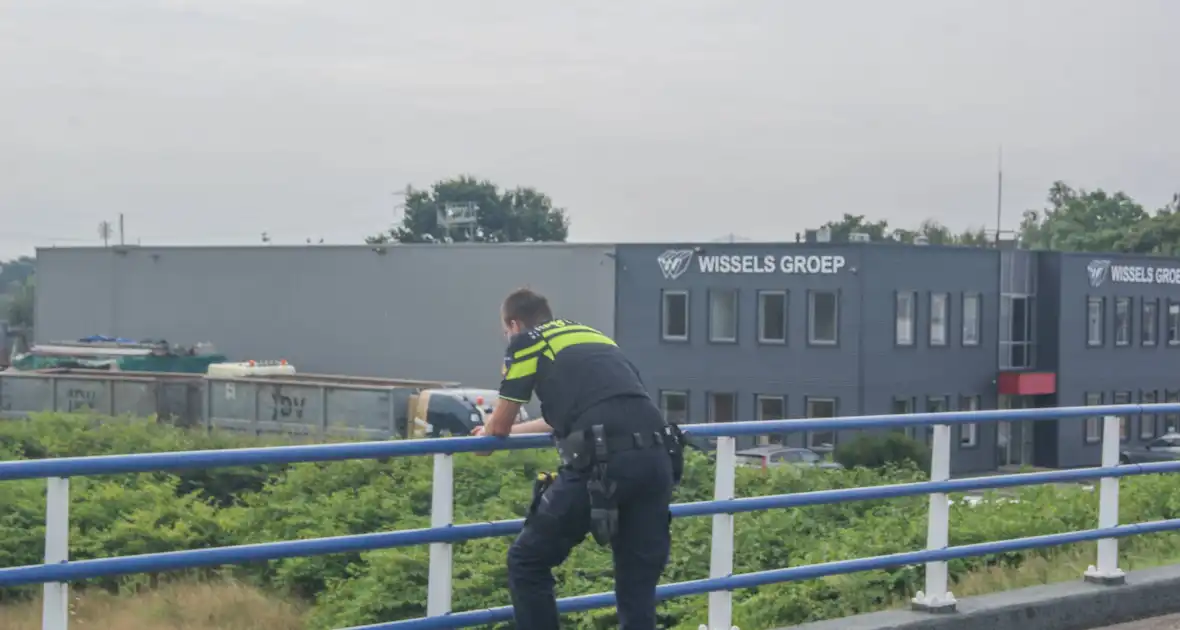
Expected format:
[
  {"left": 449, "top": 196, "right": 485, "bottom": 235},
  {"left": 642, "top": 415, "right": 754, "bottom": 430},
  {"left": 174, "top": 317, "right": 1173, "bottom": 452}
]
[{"left": 471, "top": 426, "right": 493, "bottom": 456}]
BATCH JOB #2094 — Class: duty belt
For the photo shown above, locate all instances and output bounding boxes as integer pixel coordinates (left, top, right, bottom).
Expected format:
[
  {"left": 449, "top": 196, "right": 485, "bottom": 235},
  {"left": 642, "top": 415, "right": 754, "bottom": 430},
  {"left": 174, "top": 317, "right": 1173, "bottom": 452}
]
[{"left": 554, "top": 427, "right": 664, "bottom": 470}]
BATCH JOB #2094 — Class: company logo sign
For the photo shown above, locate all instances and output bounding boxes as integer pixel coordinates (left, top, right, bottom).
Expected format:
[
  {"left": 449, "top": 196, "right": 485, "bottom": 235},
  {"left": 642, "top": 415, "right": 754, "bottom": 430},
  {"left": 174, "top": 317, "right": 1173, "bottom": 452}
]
[
  {"left": 657, "top": 250, "right": 847, "bottom": 278},
  {"left": 657, "top": 249, "right": 695, "bottom": 280},
  {"left": 1087, "top": 260, "right": 1111, "bottom": 288},
  {"left": 1087, "top": 259, "right": 1180, "bottom": 288}
]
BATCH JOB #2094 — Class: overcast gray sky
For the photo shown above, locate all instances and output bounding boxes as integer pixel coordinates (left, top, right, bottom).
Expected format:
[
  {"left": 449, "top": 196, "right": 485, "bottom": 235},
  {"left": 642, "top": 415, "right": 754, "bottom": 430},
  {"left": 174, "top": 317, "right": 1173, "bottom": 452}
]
[{"left": 1, "top": 0, "right": 1177, "bottom": 259}]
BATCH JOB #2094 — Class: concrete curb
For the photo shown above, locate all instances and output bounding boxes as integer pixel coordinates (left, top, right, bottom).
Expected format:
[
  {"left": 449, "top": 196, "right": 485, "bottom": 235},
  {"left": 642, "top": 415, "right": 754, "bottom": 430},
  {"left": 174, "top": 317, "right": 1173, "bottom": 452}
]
[{"left": 775, "top": 564, "right": 1180, "bottom": 630}]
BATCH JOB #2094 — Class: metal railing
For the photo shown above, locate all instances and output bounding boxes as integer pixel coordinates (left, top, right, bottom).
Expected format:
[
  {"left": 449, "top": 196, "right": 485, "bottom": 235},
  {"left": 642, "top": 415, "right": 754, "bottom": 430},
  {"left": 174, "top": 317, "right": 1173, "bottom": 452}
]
[{"left": 3, "top": 404, "right": 1180, "bottom": 630}]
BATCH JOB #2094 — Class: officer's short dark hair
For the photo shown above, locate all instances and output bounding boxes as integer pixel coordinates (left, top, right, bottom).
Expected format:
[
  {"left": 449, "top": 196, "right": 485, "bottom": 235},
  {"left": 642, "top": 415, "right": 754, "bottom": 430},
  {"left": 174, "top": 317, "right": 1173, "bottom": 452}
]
[{"left": 502, "top": 288, "right": 553, "bottom": 328}]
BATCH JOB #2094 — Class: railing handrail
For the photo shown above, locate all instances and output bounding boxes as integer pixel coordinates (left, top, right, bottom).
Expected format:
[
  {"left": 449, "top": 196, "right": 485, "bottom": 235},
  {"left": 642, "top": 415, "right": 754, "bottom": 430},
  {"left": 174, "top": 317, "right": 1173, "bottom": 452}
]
[
  {"left": 2, "top": 458, "right": 1179, "bottom": 589},
  {"left": 3, "top": 404, "right": 1170, "bottom": 630},
  {"left": 0, "top": 403, "right": 1159, "bottom": 481}
]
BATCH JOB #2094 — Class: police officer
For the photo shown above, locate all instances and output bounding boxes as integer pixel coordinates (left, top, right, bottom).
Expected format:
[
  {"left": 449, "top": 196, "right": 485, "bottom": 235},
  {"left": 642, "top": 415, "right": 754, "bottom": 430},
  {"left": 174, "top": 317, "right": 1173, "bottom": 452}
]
[{"left": 473, "top": 288, "right": 683, "bottom": 630}]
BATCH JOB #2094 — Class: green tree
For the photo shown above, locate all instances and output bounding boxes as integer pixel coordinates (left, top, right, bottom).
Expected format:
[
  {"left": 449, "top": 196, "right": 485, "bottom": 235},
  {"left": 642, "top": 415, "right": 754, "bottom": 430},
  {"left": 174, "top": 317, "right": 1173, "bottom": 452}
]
[
  {"left": 0, "top": 257, "right": 35, "bottom": 294},
  {"left": 1017, "top": 181, "right": 1152, "bottom": 252},
  {"left": 367, "top": 176, "right": 571, "bottom": 244},
  {"left": 815, "top": 215, "right": 990, "bottom": 246},
  {"left": 6, "top": 277, "right": 33, "bottom": 328},
  {"left": 1116, "top": 193, "right": 1180, "bottom": 256}
]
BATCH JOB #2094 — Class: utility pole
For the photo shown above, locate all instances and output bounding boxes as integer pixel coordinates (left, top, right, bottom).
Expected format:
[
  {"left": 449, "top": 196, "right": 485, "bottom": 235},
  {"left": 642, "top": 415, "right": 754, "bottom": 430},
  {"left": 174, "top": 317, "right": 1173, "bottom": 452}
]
[
  {"left": 995, "top": 145, "right": 1004, "bottom": 247},
  {"left": 98, "top": 221, "right": 112, "bottom": 247},
  {"left": 118, "top": 213, "right": 125, "bottom": 246}
]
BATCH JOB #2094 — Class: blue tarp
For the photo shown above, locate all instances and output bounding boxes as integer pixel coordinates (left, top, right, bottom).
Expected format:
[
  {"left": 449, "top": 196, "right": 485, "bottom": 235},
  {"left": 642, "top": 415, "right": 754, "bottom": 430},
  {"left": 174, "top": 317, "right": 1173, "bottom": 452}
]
[{"left": 78, "top": 335, "right": 137, "bottom": 343}]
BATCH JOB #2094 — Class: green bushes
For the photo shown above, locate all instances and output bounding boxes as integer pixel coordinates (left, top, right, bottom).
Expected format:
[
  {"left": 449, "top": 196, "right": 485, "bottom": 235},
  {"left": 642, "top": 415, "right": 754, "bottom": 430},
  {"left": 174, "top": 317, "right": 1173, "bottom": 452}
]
[
  {"left": 3, "top": 413, "right": 1180, "bottom": 629},
  {"left": 834, "top": 431, "right": 931, "bottom": 471}
]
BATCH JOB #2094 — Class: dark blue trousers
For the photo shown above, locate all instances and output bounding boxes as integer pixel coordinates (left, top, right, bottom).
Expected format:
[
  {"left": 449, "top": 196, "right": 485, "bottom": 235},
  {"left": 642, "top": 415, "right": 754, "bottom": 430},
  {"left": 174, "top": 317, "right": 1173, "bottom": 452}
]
[{"left": 507, "top": 446, "right": 674, "bottom": 630}]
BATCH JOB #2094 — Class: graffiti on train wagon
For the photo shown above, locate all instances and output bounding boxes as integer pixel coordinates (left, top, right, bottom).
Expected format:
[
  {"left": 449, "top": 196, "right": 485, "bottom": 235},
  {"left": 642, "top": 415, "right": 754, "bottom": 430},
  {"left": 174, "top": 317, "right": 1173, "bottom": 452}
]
[
  {"left": 66, "top": 388, "right": 98, "bottom": 413},
  {"left": 270, "top": 391, "right": 307, "bottom": 420}
]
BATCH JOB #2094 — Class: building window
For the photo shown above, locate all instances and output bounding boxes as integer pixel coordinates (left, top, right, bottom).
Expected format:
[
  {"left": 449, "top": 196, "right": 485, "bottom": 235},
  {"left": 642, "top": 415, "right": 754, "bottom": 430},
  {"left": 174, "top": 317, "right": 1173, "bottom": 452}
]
[
  {"left": 1114, "top": 391, "right": 1131, "bottom": 441},
  {"left": 895, "top": 291, "right": 916, "bottom": 346},
  {"left": 891, "top": 397, "right": 915, "bottom": 415},
  {"left": 892, "top": 396, "right": 918, "bottom": 439},
  {"left": 756, "top": 395, "right": 786, "bottom": 445},
  {"left": 962, "top": 293, "right": 981, "bottom": 346},
  {"left": 757, "top": 291, "right": 787, "bottom": 344},
  {"left": 929, "top": 292, "right": 949, "bottom": 346},
  {"left": 1142, "top": 298, "right": 1158, "bottom": 346},
  {"left": 805, "top": 397, "right": 837, "bottom": 451},
  {"left": 708, "top": 289, "right": 738, "bottom": 343},
  {"left": 808, "top": 291, "right": 839, "bottom": 346},
  {"left": 707, "top": 392, "right": 736, "bottom": 423},
  {"left": 1141, "top": 390, "right": 1158, "bottom": 440},
  {"left": 1087, "top": 297, "right": 1104, "bottom": 347},
  {"left": 959, "top": 395, "right": 980, "bottom": 448},
  {"left": 1169, "top": 302, "right": 1180, "bottom": 345},
  {"left": 659, "top": 391, "right": 688, "bottom": 424},
  {"left": 1084, "top": 392, "right": 1103, "bottom": 444},
  {"left": 1001, "top": 295, "right": 1033, "bottom": 369},
  {"left": 661, "top": 290, "right": 689, "bottom": 341},
  {"left": 1164, "top": 391, "right": 1180, "bottom": 436},
  {"left": 922, "top": 395, "right": 949, "bottom": 444},
  {"left": 1114, "top": 297, "right": 1131, "bottom": 346}
]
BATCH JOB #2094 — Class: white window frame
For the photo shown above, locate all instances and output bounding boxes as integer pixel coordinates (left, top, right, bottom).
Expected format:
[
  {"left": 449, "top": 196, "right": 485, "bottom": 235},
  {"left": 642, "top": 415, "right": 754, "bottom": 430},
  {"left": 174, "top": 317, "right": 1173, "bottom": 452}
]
[
  {"left": 895, "top": 291, "right": 915, "bottom": 346},
  {"left": 707, "top": 392, "right": 736, "bottom": 423},
  {"left": 661, "top": 290, "right": 689, "bottom": 342},
  {"left": 756, "top": 290, "right": 787, "bottom": 344},
  {"left": 755, "top": 394, "right": 786, "bottom": 445},
  {"left": 807, "top": 291, "right": 839, "bottom": 346},
  {"left": 959, "top": 395, "right": 979, "bottom": 448},
  {"left": 1114, "top": 297, "right": 1131, "bottom": 346},
  {"left": 1084, "top": 392, "right": 1103, "bottom": 444},
  {"left": 804, "top": 397, "right": 838, "bottom": 450},
  {"left": 1087, "top": 297, "right": 1104, "bottom": 347},
  {"left": 1164, "top": 390, "right": 1180, "bottom": 436},
  {"left": 962, "top": 293, "right": 981, "bottom": 346},
  {"left": 1169, "top": 302, "right": 1180, "bottom": 346},
  {"left": 659, "top": 390, "right": 688, "bottom": 425},
  {"left": 929, "top": 292, "right": 949, "bottom": 347},
  {"left": 1141, "top": 390, "right": 1158, "bottom": 440},
  {"left": 1114, "top": 391, "right": 1131, "bottom": 442},
  {"left": 708, "top": 288, "right": 738, "bottom": 343},
  {"left": 1143, "top": 298, "right": 1158, "bottom": 346}
]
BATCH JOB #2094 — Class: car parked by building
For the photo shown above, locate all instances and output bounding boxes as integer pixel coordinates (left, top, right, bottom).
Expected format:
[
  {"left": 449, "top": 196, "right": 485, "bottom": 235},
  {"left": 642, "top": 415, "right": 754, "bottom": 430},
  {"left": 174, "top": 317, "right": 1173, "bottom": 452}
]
[
  {"left": 735, "top": 445, "right": 844, "bottom": 470},
  {"left": 1120, "top": 433, "right": 1180, "bottom": 464}
]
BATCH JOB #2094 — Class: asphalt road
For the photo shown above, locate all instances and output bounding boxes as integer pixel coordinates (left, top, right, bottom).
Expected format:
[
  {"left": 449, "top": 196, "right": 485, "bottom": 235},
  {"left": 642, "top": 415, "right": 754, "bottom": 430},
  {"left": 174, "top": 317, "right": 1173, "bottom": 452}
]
[{"left": 1099, "top": 614, "right": 1180, "bottom": 629}]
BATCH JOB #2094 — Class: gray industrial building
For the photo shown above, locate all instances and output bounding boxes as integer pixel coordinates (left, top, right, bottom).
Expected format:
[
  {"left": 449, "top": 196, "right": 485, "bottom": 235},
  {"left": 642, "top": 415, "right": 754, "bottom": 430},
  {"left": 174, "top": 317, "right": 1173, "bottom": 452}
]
[{"left": 34, "top": 242, "right": 1180, "bottom": 473}]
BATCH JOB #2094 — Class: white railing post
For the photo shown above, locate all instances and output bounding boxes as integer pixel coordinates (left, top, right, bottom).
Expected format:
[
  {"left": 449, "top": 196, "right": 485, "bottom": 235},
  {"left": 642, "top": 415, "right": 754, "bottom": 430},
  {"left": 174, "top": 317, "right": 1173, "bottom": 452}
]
[
  {"left": 912, "top": 423, "right": 956, "bottom": 613},
  {"left": 702, "top": 436, "right": 737, "bottom": 630},
  {"left": 427, "top": 453, "right": 454, "bottom": 616},
  {"left": 1085, "top": 414, "right": 1126, "bottom": 585},
  {"left": 42, "top": 477, "right": 70, "bottom": 630}
]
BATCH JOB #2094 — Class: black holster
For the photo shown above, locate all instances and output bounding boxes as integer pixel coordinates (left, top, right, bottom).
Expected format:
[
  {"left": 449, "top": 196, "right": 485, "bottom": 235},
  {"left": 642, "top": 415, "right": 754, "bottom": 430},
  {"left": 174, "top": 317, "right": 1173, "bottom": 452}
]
[
  {"left": 586, "top": 426, "right": 619, "bottom": 546},
  {"left": 526, "top": 471, "right": 554, "bottom": 524},
  {"left": 664, "top": 423, "right": 686, "bottom": 485}
]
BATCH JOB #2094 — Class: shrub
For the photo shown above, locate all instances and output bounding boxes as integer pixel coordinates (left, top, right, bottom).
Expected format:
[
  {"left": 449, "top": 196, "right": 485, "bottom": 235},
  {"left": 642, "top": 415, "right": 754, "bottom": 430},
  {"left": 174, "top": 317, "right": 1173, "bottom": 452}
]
[{"left": 834, "top": 431, "right": 931, "bottom": 471}]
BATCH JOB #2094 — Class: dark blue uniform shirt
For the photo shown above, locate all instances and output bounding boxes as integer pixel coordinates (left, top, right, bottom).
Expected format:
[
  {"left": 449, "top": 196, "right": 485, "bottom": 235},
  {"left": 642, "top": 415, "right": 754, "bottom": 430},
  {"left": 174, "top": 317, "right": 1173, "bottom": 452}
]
[{"left": 498, "top": 318, "right": 651, "bottom": 438}]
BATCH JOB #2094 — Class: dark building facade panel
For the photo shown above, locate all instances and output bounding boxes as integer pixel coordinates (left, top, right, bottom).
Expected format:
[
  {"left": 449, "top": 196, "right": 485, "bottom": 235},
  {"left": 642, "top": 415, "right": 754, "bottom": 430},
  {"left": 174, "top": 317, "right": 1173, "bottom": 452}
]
[
  {"left": 613, "top": 243, "right": 862, "bottom": 449},
  {"left": 1053, "top": 253, "right": 1180, "bottom": 467},
  {"left": 615, "top": 243, "right": 1004, "bottom": 472},
  {"left": 859, "top": 246, "right": 1002, "bottom": 474}
]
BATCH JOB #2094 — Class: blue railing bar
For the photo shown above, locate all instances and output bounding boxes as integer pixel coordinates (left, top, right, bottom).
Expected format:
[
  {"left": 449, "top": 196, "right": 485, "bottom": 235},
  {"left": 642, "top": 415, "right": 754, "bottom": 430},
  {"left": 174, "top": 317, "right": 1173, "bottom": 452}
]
[
  {"left": 673, "top": 460, "right": 1180, "bottom": 516},
  {"left": 0, "top": 520, "right": 523, "bottom": 588},
  {"left": 0, "top": 403, "right": 1165, "bottom": 481},
  {"left": 6, "top": 460, "right": 1180, "bottom": 588},
  {"left": 0, "top": 434, "right": 554, "bottom": 482},
  {"left": 681, "top": 404, "right": 1151, "bottom": 438},
  {"left": 359, "top": 518, "right": 1180, "bottom": 630}
]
